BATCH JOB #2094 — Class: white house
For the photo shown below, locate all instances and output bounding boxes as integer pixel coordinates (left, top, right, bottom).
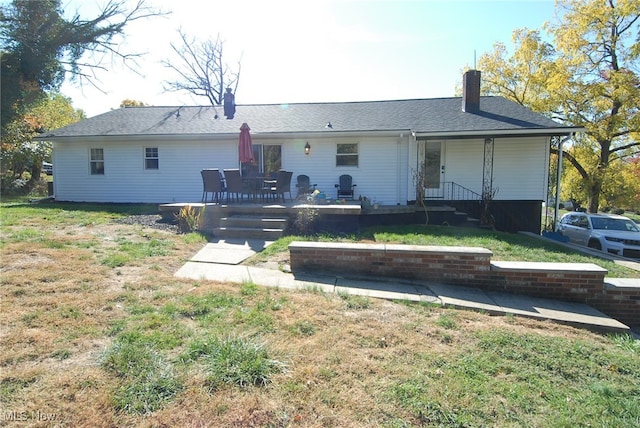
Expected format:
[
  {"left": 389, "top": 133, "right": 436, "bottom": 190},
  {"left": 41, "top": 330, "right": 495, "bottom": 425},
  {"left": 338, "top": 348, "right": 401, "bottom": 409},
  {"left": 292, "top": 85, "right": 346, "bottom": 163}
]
[{"left": 39, "top": 71, "right": 580, "bottom": 233}]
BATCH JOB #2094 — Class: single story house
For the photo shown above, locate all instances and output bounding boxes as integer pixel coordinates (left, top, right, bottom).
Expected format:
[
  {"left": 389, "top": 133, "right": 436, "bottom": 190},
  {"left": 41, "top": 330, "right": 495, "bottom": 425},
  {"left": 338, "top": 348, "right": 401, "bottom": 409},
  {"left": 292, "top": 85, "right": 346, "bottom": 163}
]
[{"left": 39, "top": 71, "right": 580, "bottom": 233}]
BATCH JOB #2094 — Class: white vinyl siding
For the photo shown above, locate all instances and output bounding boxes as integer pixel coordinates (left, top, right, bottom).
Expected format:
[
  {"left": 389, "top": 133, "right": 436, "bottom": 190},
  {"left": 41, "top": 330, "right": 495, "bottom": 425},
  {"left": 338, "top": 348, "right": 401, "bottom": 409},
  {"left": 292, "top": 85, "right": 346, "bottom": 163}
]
[
  {"left": 442, "top": 140, "right": 484, "bottom": 196},
  {"left": 51, "top": 134, "right": 545, "bottom": 205},
  {"left": 442, "top": 137, "right": 548, "bottom": 201},
  {"left": 54, "top": 139, "right": 239, "bottom": 203},
  {"left": 492, "top": 137, "right": 548, "bottom": 200}
]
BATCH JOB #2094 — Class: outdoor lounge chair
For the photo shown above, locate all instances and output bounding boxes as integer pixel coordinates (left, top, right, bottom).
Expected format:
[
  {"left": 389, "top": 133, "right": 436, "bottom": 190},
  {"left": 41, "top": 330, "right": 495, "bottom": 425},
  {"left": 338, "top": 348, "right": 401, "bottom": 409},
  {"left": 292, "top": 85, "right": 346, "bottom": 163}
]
[
  {"left": 263, "top": 170, "right": 293, "bottom": 202},
  {"left": 201, "top": 169, "right": 225, "bottom": 203},
  {"left": 296, "top": 174, "right": 317, "bottom": 199},
  {"left": 223, "top": 169, "right": 244, "bottom": 203},
  {"left": 335, "top": 174, "right": 356, "bottom": 200}
]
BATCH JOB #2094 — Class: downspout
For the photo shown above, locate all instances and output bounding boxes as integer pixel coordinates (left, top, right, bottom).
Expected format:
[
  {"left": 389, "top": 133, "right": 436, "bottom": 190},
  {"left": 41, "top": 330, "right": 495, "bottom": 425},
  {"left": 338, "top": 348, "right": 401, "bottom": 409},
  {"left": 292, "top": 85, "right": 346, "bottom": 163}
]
[
  {"left": 410, "top": 130, "right": 417, "bottom": 203},
  {"left": 554, "top": 133, "right": 573, "bottom": 231},
  {"left": 397, "top": 133, "right": 403, "bottom": 205}
]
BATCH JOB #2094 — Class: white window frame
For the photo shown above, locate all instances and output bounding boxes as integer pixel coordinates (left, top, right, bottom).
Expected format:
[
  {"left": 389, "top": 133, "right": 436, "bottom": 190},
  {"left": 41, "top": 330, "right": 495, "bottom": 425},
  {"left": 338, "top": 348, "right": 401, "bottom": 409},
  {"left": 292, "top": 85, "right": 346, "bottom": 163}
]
[
  {"left": 90, "top": 148, "right": 104, "bottom": 175},
  {"left": 336, "top": 143, "right": 359, "bottom": 167},
  {"left": 144, "top": 147, "right": 159, "bottom": 170}
]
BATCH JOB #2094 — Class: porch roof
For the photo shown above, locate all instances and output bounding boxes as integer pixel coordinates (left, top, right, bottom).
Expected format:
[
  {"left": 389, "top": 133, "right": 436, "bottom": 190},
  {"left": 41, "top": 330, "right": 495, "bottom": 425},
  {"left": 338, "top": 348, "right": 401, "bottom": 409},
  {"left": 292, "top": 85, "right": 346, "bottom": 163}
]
[{"left": 39, "top": 96, "right": 579, "bottom": 140}]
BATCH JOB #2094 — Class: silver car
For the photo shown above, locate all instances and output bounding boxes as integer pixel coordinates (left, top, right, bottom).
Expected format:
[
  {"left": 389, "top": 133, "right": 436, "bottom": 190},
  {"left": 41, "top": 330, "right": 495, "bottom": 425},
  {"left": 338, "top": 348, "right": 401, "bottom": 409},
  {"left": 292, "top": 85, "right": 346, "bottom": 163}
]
[{"left": 558, "top": 212, "right": 640, "bottom": 259}]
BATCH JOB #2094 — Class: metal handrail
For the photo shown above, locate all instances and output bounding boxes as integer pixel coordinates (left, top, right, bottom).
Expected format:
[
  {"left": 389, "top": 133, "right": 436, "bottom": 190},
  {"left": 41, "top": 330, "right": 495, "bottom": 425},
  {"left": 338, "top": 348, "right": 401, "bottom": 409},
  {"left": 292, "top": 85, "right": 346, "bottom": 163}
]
[{"left": 424, "top": 182, "right": 482, "bottom": 201}]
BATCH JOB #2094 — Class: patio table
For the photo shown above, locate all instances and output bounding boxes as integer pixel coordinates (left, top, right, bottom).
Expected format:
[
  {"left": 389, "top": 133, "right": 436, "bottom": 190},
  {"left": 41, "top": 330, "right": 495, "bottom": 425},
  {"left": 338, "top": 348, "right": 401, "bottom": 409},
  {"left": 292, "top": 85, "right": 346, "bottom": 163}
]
[{"left": 243, "top": 176, "right": 270, "bottom": 201}]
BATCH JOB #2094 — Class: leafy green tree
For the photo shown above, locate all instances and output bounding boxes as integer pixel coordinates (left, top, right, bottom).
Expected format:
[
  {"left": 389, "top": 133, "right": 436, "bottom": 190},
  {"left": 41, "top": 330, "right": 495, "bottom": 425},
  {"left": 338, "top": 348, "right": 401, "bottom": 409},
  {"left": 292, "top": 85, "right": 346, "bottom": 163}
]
[
  {"left": 0, "top": 0, "right": 165, "bottom": 127},
  {"left": 1, "top": 93, "right": 84, "bottom": 193},
  {"left": 478, "top": 0, "right": 640, "bottom": 213}
]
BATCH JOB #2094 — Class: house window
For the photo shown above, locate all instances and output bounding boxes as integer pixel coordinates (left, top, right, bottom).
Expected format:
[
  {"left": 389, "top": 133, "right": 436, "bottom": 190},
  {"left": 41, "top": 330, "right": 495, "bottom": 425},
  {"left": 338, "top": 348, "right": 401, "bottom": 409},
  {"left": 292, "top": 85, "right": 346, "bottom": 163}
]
[
  {"left": 145, "top": 147, "right": 159, "bottom": 170},
  {"left": 240, "top": 144, "right": 282, "bottom": 176},
  {"left": 90, "top": 148, "right": 104, "bottom": 175},
  {"left": 336, "top": 143, "right": 358, "bottom": 167}
]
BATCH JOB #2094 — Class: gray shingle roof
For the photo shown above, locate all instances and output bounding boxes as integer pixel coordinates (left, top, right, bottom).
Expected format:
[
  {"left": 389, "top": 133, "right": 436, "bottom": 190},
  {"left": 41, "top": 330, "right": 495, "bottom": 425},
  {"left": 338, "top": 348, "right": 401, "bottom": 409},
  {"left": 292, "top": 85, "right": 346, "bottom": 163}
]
[{"left": 40, "top": 96, "right": 575, "bottom": 139}]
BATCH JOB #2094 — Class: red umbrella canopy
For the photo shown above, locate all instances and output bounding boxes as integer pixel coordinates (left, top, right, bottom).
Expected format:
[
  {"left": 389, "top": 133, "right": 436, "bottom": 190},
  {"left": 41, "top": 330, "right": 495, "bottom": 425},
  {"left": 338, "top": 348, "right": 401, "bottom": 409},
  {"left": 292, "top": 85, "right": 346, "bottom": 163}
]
[{"left": 239, "top": 122, "right": 254, "bottom": 164}]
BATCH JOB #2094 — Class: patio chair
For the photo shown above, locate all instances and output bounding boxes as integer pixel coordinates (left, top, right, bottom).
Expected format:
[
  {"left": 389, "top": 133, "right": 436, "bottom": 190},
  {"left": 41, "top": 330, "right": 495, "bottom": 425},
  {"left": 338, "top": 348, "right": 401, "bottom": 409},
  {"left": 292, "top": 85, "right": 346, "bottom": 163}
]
[
  {"left": 263, "top": 170, "right": 293, "bottom": 202},
  {"left": 295, "top": 174, "right": 317, "bottom": 199},
  {"left": 223, "top": 169, "right": 244, "bottom": 203},
  {"left": 335, "top": 174, "right": 356, "bottom": 200},
  {"left": 201, "top": 169, "right": 225, "bottom": 203}
]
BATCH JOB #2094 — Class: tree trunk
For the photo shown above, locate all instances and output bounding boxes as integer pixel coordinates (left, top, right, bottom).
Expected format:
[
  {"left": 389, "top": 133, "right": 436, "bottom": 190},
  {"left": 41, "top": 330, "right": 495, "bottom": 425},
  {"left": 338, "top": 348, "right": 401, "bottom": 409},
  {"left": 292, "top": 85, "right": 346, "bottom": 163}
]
[
  {"left": 26, "top": 164, "right": 42, "bottom": 190},
  {"left": 587, "top": 139, "right": 612, "bottom": 213},
  {"left": 587, "top": 181, "right": 601, "bottom": 213}
]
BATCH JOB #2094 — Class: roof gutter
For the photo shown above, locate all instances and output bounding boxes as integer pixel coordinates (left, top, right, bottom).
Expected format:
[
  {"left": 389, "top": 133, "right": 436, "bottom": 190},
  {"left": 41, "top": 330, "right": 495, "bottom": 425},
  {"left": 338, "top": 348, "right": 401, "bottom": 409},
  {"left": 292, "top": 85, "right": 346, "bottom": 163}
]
[
  {"left": 37, "top": 129, "right": 415, "bottom": 142},
  {"left": 38, "top": 127, "right": 584, "bottom": 143},
  {"left": 415, "top": 127, "right": 584, "bottom": 139}
]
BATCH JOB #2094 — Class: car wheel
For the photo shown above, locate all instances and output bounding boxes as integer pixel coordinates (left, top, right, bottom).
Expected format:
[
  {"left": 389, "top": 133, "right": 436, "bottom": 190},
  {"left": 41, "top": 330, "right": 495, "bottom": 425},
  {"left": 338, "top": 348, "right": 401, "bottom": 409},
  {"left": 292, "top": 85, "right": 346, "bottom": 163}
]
[{"left": 588, "top": 239, "right": 602, "bottom": 251}]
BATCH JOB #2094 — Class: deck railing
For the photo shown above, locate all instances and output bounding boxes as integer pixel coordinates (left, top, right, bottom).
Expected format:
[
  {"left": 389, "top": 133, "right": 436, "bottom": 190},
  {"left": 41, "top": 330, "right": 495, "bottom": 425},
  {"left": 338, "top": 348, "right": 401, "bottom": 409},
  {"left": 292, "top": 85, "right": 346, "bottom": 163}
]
[{"left": 424, "top": 182, "right": 482, "bottom": 201}]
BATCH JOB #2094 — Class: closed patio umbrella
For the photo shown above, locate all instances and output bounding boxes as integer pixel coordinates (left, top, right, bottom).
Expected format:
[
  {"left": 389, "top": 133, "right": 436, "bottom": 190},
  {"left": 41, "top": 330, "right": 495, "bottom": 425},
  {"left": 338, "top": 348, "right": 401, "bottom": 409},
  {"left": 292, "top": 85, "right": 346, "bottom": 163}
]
[{"left": 239, "top": 122, "right": 254, "bottom": 164}]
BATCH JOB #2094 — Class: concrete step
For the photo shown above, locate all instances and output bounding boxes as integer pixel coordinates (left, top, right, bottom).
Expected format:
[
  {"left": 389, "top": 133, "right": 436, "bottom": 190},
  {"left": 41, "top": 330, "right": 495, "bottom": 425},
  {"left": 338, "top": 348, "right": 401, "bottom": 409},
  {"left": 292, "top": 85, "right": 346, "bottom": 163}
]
[
  {"left": 453, "top": 211, "right": 469, "bottom": 225},
  {"left": 217, "top": 204, "right": 290, "bottom": 216},
  {"left": 220, "top": 215, "right": 288, "bottom": 229},
  {"left": 457, "top": 216, "right": 481, "bottom": 228},
  {"left": 214, "top": 226, "right": 286, "bottom": 240}
]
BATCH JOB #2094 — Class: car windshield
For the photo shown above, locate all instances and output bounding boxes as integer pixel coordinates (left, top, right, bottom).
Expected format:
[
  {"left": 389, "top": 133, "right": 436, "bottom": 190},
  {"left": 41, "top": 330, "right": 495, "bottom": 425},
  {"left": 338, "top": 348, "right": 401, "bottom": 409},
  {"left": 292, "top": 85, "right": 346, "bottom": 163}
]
[{"left": 590, "top": 217, "right": 640, "bottom": 232}]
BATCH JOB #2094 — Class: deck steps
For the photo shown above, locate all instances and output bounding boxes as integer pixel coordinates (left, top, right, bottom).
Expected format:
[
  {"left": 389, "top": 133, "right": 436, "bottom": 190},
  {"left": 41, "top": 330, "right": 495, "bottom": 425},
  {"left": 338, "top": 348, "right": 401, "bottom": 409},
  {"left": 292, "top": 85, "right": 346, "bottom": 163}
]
[
  {"left": 214, "top": 209, "right": 289, "bottom": 240},
  {"left": 214, "top": 226, "right": 286, "bottom": 240},
  {"left": 220, "top": 215, "right": 288, "bottom": 229}
]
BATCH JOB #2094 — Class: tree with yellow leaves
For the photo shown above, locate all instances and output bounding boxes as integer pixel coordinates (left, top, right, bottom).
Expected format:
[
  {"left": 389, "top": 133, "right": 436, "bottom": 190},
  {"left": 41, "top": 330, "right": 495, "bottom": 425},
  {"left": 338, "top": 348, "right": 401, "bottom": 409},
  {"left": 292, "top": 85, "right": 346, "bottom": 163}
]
[{"left": 479, "top": 0, "right": 639, "bottom": 213}]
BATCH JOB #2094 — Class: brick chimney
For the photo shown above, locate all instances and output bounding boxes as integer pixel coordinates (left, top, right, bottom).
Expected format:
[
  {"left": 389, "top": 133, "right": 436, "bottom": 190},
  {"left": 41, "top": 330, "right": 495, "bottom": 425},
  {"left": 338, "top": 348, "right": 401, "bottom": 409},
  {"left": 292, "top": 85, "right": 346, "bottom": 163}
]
[{"left": 462, "top": 70, "right": 481, "bottom": 113}]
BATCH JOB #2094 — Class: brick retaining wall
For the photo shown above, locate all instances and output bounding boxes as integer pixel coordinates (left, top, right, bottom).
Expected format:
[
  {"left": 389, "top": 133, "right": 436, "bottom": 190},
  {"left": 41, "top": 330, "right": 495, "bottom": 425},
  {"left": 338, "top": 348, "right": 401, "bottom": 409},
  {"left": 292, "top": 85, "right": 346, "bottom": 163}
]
[
  {"left": 288, "top": 242, "right": 639, "bottom": 326},
  {"left": 489, "top": 261, "right": 608, "bottom": 303},
  {"left": 288, "top": 242, "right": 493, "bottom": 286}
]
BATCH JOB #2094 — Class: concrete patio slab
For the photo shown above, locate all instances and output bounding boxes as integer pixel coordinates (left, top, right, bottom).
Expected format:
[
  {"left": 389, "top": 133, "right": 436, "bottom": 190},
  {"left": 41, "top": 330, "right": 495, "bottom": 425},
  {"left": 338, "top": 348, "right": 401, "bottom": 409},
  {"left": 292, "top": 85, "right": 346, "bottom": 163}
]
[
  {"left": 189, "top": 239, "right": 273, "bottom": 265},
  {"left": 175, "top": 262, "right": 252, "bottom": 283},
  {"left": 335, "top": 277, "right": 439, "bottom": 303},
  {"left": 246, "top": 266, "right": 335, "bottom": 293},
  {"left": 427, "top": 283, "right": 504, "bottom": 313},
  {"left": 487, "top": 291, "right": 629, "bottom": 331}
]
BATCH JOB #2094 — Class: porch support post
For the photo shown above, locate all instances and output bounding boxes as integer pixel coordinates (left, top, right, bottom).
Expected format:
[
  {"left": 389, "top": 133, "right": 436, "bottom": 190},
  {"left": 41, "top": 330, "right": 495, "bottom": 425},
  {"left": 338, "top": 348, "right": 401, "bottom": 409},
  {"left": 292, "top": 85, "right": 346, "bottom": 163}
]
[
  {"left": 481, "top": 137, "right": 495, "bottom": 227},
  {"left": 554, "top": 133, "right": 573, "bottom": 231},
  {"left": 482, "top": 137, "right": 495, "bottom": 200},
  {"left": 410, "top": 134, "right": 422, "bottom": 203}
]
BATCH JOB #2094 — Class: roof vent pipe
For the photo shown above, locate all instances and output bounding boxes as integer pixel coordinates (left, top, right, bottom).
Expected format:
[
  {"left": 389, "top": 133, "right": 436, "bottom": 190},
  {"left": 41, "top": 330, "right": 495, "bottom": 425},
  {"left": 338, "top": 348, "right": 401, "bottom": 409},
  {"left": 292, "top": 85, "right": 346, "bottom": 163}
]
[{"left": 462, "top": 69, "right": 481, "bottom": 113}]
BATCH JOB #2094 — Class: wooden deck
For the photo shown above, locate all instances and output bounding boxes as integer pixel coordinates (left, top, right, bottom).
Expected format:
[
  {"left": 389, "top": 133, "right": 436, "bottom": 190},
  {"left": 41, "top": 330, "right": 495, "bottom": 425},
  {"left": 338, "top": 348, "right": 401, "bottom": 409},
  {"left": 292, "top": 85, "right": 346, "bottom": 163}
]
[{"left": 159, "top": 201, "right": 465, "bottom": 239}]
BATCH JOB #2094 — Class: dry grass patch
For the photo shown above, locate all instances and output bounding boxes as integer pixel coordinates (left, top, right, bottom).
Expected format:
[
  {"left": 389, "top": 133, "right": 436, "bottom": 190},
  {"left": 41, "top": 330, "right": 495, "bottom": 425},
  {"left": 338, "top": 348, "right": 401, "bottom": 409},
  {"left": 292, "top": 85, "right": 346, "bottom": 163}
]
[{"left": 1, "top": 203, "right": 638, "bottom": 427}]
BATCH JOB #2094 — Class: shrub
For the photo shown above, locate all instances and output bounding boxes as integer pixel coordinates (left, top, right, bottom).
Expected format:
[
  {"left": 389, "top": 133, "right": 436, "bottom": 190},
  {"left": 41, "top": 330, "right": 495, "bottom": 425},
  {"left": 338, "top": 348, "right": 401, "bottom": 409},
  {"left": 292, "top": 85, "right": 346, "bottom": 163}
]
[
  {"left": 175, "top": 205, "right": 202, "bottom": 233},
  {"left": 292, "top": 206, "right": 319, "bottom": 235},
  {"left": 1, "top": 177, "right": 28, "bottom": 195}
]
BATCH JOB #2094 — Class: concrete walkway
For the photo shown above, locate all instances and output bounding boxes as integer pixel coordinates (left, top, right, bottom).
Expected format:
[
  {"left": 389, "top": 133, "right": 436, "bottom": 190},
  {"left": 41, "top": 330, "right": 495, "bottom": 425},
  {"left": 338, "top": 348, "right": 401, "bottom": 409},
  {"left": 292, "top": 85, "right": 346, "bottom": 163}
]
[{"left": 174, "top": 239, "right": 631, "bottom": 333}]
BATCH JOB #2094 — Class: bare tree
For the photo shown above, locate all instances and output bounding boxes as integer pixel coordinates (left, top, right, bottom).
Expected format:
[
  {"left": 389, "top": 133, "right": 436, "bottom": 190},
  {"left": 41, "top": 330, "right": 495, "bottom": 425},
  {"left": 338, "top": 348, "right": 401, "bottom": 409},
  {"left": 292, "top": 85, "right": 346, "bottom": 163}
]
[{"left": 162, "top": 29, "right": 241, "bottom": 107}]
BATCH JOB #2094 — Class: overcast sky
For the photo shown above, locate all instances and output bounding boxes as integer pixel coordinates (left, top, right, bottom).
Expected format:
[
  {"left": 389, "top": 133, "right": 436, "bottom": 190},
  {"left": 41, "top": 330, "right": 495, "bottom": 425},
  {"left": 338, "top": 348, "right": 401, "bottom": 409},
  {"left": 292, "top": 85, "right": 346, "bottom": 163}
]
[{"left": 58, "top": 0, "right": 558, "bottom": 117}]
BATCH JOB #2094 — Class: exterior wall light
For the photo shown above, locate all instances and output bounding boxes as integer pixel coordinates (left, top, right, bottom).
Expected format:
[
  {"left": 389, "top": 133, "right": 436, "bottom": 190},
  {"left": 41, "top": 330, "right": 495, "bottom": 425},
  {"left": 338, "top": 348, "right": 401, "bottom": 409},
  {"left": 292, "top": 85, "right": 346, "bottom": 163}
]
[{"left": 304, "top": 142, "right": 311, "bottom": 155}]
